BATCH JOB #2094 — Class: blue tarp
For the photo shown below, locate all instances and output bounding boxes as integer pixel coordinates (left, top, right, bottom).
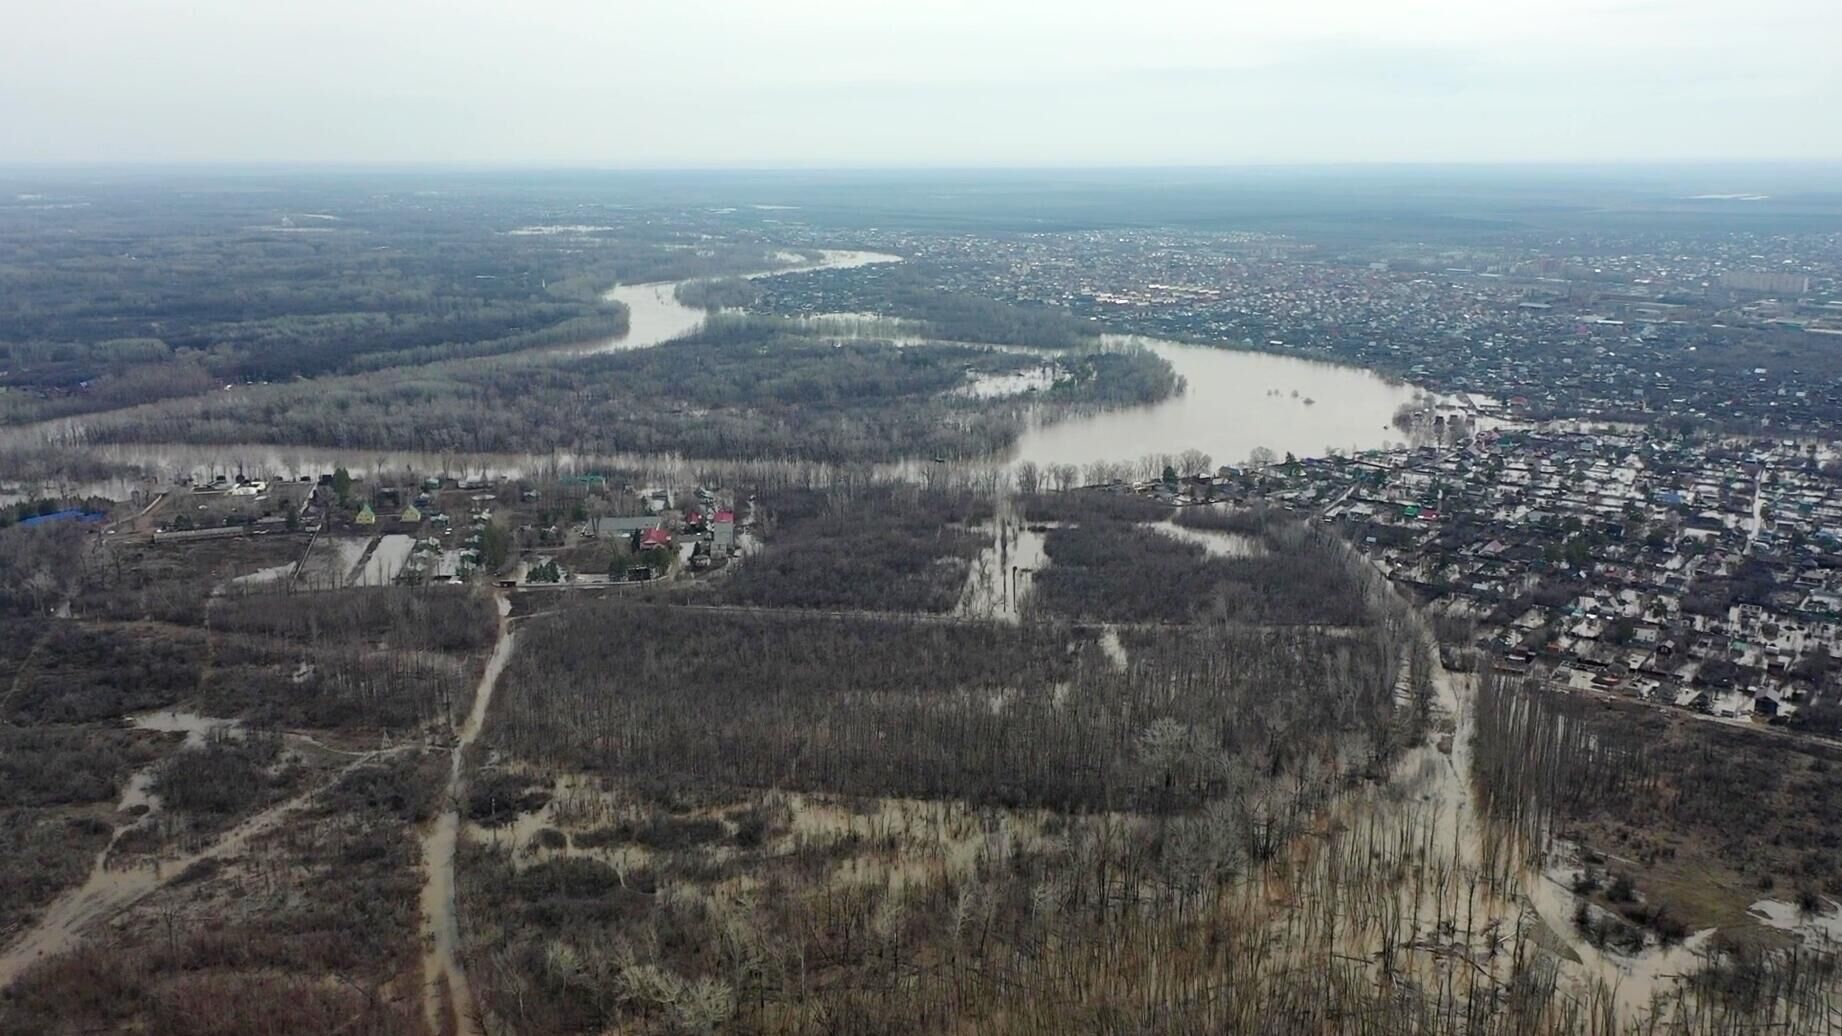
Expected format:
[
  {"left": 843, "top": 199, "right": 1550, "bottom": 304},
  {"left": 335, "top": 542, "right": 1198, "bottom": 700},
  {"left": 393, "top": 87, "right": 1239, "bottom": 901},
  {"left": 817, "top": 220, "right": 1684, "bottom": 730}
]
[{"left": 17, "top": 509, "right": 108, "bottom": 528}]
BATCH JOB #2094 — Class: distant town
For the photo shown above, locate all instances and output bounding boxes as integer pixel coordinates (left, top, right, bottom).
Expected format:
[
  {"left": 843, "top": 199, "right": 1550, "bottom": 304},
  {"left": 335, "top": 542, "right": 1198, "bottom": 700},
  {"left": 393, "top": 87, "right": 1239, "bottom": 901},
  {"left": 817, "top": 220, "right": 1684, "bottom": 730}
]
[{"left": 762, "top": 225, "right": 1842, "bottom": 436}]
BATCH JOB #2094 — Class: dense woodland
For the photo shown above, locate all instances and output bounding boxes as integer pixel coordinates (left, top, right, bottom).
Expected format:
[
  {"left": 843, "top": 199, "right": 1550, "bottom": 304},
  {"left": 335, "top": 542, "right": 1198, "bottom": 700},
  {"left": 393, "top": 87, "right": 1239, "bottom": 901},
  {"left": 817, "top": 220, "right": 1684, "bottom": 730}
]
[
  {"left": 709, "top": 484, "right": 993, "bottom": 613},
  {"left": 1028, "top": 503, "right": 1379, "bottom": 626},
  {"left": 0, "top": 726, "right": 163, "bottom": 937},
  {"left": 759, "top": 261, "right": 1099, "bottom": 347},
  {"left": 448, "top": 491, "right": 1467, "bottom": 1035},
  {"left": 72, "top": 316, "right": 1177, "bottom": 463},
  {"left": 490, "top": 602, "right": 1401, "bottom": 812},
  {"left": 0, "top": 179, "right": 794, "bottom": 425}
]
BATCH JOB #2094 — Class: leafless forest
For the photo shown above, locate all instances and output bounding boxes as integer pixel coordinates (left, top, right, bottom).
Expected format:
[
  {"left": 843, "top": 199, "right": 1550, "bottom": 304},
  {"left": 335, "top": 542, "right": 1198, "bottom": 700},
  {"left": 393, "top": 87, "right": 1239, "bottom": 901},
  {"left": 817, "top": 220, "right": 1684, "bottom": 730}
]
[
  {"left": 438, "top": 487, "right": 1842, "bottom": 1035},
  {"left": 7, "top": 481, "right": 1842, "bottom": 1034},
  {"left": 707, "top": 484, "right": 994, "bottom": 613},
  {"left": 0, "top": 522, "right": 499, "bottom": 1033}
]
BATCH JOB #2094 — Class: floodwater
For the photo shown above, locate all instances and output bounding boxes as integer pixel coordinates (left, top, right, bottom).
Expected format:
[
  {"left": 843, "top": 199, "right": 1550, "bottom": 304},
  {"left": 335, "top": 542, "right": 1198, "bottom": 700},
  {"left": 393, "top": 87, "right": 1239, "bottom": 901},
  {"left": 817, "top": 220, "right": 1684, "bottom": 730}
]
[
  {"left": 1749, "top": 897, "right": 1842, "bottom": 946},
  {"left": 1097, "top": 627, "right": 1129, "bottom": 670},
  {"left": 295, "top": 536, "right": 373, "bottom": 588},
  {"left": 0, "top": 249, "right": 902, "bottom": 493},
  {"left": 225, "top": 560, "right": 297, "bottom": 590},
  {"left": 60, "top": 339, "right": 1437, "bottom": 491},
  {"left": 956, "top": 511, "right": 1050, "bottom": 622},
  {"left": 129, "top": 709, "right": 245, "bottom": 749},
  {"left": 1009, "top": 335, "right": 1425, "bottom": 471},
  {"left": 957, "top": 363, "right": 1059, "bottom": 400},
  {"left": 15, "top": 249, "right": 1472, "bottom": 495},
  {"left": 1352, "top": 573, "right": 1720, "bottom": 1024},
  {"left": 1144, "top": 519, "right": 1265, "bottom": 558}
]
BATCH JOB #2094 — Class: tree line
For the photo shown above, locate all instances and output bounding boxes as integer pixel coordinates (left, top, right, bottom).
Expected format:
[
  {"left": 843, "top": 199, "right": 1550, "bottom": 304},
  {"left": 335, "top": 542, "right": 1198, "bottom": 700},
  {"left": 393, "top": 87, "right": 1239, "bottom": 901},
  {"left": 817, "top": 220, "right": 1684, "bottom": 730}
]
[
  {"left": 77, "top": 316, "right": 1178, "bottom": 465},
  {"left": 0, "top": 181, "right": 791, "bottom": 425}
]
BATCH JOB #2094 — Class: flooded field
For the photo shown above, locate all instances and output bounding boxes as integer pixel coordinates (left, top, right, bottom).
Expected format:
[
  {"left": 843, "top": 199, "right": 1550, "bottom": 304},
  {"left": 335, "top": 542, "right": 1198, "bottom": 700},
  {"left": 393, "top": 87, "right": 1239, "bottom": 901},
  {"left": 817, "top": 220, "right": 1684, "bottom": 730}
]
[
  {"left": 294, "top": 535, "right": 371, "bottom": 587},
  {"left": 61, "top": 332, "right": 1435, "bottom": 491},
  {"left": 955, "top": 511, "right": 1050, "bottom": 621},
  {"left": 1145, "top": 517, "right": 1266, "bottom": 557},
  {"left": 0, "top": 722, "right": 379, "bottom": 990},
  {"left": 129, "top": 708, "right": 245, "bottom": 749}
]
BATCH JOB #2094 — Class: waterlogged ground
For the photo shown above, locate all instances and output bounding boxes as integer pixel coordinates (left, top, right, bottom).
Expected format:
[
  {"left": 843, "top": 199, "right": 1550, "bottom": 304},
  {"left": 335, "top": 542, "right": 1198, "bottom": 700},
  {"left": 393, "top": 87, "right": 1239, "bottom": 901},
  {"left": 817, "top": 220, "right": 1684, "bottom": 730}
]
[
  {"left": 1143, "top": 517, "right": 1266, "bottom": 558},
  {"left": 955, "top": 517, "right": 1050, "bottom": 622},
  {"left": 1300, "top": 643, "right": 1731, "bottom": 1026},
  {"left": 0, "top": 715, "right": 384, "bottom": 988},
  {"left": 1747, "top": 897, "right": 1842, "bottom": 948}
]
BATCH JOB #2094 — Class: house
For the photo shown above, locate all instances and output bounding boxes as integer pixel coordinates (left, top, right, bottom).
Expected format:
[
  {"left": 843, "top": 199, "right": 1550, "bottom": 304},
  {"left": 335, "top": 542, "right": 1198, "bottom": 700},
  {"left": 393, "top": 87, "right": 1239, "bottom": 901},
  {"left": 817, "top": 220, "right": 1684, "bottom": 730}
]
[
  {"left": 639, "top": 527, "right": 673, "bottom": 552},
  {"left": 400, "top": 503, "right": 422, "bottom": 524},
  {"left": 355, "top": 503, "right": 377, "bottom": 525}
]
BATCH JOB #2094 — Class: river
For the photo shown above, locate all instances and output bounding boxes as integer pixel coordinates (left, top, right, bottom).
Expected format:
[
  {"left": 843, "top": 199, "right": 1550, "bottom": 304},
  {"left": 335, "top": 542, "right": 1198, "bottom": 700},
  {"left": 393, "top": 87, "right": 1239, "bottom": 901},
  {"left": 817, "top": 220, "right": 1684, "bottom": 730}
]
[
  {"left": 1011, "top": 334, "right": 1427, "bottom": 470},
  {"left": 7, "top": 250, "right": 1450, "bottom": 497},
  {"left": 584, "top": 249, "right": 903, "bottom": 356}
]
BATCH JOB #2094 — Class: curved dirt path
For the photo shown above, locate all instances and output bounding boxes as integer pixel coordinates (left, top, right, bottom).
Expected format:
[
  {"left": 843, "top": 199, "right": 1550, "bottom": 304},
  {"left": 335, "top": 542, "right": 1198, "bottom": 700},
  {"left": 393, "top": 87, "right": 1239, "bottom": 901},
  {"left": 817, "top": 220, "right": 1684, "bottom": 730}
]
[{"left": 420, "top": 595, "right": 515, "bottom": 1036}]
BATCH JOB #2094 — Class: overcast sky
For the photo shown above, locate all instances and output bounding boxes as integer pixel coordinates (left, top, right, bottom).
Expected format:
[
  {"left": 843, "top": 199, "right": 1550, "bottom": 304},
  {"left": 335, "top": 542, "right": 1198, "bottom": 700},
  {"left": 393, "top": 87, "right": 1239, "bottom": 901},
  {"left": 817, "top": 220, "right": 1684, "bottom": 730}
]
[{"left": 3, "top": 0, "right": 1837, "bottom": 166}]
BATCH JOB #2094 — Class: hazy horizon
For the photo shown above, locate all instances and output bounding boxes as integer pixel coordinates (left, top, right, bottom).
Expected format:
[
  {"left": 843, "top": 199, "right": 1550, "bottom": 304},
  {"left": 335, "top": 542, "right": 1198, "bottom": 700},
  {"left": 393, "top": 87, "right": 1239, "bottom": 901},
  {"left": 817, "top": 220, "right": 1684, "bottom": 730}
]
[{"left": 4, "top": 0, "right": 1838, "bottom": 167}]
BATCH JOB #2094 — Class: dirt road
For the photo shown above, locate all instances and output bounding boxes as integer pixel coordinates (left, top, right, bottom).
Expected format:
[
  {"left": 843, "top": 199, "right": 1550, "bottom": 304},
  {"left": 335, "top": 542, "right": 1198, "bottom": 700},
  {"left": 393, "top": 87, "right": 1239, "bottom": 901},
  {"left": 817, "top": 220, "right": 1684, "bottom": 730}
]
[{"left": 419, "top": 594, "right": 515, "bottom": 1036}]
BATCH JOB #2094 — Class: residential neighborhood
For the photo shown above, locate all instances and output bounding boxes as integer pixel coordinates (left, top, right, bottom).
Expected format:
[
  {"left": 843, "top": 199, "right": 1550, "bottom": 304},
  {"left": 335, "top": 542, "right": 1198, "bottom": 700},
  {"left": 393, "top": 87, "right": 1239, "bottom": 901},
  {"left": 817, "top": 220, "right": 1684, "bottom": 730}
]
[
  {"left": 114, "top": 466, "right": 752, "bottom": 594},
  {"left": 1129, "top": 427, "right": 1842, "bottom": 736}
]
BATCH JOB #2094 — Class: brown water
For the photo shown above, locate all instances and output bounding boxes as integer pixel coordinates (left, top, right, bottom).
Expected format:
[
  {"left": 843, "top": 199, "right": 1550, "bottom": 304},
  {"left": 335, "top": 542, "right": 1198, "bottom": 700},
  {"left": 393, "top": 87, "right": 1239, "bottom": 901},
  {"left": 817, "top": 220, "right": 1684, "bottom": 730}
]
[
  {"left": 57, "top": 334, "right": 1435, "bottom": 496},
  {"left": 0, "top": 249, "right": 901, "bottom": 499},
  {"left": 8, "top": 250, "right": 1459, "bottom": 497},
  {"left": 1009, "top": 335, "right": 1426, "bottom": 471},
  {"left": 955, "top": 508, "right": 1051, "bottom": 622},
  {"left": 583, "top": 249, "right": 902, "bottom": 356},
  {"left": 1344, "top": 564, "right": 1718, "bottom": 1025},
  {"left": 1143, "top": 518, "right": 1265, "bottom": 558}
]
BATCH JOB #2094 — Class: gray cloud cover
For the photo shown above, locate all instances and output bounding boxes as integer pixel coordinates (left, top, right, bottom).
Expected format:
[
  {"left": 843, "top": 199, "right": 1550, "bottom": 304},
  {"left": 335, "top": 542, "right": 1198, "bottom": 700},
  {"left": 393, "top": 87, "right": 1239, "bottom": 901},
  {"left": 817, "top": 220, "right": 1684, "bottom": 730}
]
[{"left": 2, "top": 0, "right": 1835, "bottom": 165}]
